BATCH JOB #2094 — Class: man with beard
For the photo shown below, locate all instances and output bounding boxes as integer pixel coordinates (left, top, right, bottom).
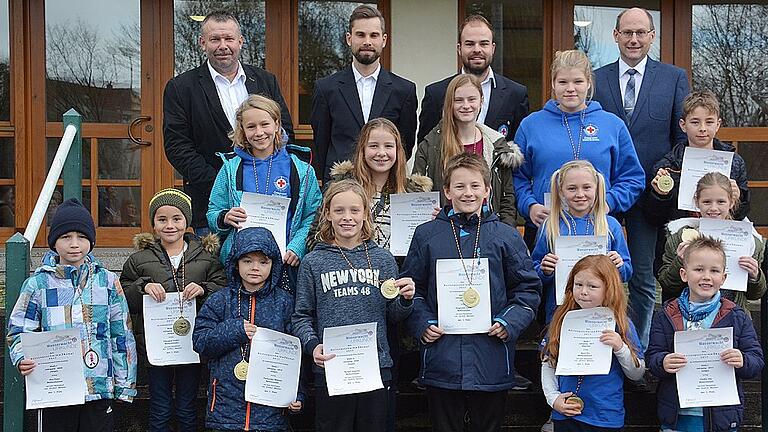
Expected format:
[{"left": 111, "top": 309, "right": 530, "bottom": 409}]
[
  {"left": 417, "top": 14, "right": 528, "bottom": 144},
  {"left": 163, "top": 10, "right": 294, "bottom": 236},
  {"left": 311, "top": 5, "right": 417, "bottom": 183}
]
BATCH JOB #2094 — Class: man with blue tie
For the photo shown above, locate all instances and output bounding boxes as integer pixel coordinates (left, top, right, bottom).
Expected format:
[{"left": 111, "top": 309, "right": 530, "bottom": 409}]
[{"left": 593, "top": 7, "right": 689, "bottom": 354}]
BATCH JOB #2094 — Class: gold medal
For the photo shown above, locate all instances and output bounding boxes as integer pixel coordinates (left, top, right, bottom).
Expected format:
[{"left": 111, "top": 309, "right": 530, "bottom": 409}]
[
  {"left": 173, "top": 317, "right": 191, "bottom": 336},
  {"left": 681, "top": 228, "right": 700, "bottom": 242},
  {"left": 462, "top": 287, "right": 480, "bottom": 308},
  {"left": 380, "top": 279, "right": 399, "bottom": 299},
  {"left": 657, "top": 174, "right": 674, "bottom": 194},
  {"left": 566, "top": 395, "right": 584, "bottom": 411},
  {"left": 234, "top": 360, "right": 249, "bottom": 381}
]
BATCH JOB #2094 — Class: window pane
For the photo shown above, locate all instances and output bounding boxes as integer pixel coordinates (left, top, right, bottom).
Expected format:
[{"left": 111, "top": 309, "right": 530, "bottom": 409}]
[
  {"left": 45, "top": 0, "right": 141, "bottom": 122},
  {"left": 737, "top": 142, "right": 768, "bottom": 181},
  {"left": 0, "top": 185, "right": 14, "bottom": 227},
  {"left": 466, "top": 1, "right": 545, "bottom": 110},
  {"left": 298, "top": 1, "right": 378, "bottom": 124},
  {"left": 173, "top": 1, "right": 266, "bottom": 75},
  {"left": 0, "top": 1, "right": 10, "bottom": 122},
  {"left": 98, "top": 138, "right": 141, "bottom": 179},
  {"left": 573, "top": 2, "right": 661, "bottom": 70},
  {"left": 98, "top": 186, "right": 140, "bottom": 227},
  {"left": 745, "top": 188, "right": 768, "bottom": 225},
  {"left": 692, "top": 3, "right": 768, "bottom": 127},
  {"left": 0, "top": 136, "right": 13, "bottom": 179},
  {"left": 47, "top": 137, "right": 91, "bottom": 179},
  {"left": 47, "top": 186, "right": 92, "bottom": 225}
]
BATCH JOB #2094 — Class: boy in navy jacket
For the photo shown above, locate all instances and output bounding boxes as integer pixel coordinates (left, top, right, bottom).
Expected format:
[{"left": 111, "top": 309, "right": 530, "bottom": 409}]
[
  {"left": 646, "top": 236, "right": 763, "bottom": 431},
  {"left": 401, "top": 153, "right": 541, "bottom": 431}
]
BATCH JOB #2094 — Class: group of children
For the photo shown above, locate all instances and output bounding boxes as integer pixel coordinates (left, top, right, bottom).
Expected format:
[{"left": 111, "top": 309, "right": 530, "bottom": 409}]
[{"left": 5, "top": 79, "right": 766, "bottom": 432}]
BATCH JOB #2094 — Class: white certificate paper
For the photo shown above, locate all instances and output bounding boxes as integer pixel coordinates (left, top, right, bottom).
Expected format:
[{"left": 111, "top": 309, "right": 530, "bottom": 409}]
[
  {"left": 245, "top": 328, "right": 302, "bottom": 407},
  {"left": 674, "top": 327, "right": 739, "bottom": 408},
  {"left": 389, "top": 192, "right": 440, "bottom": 256},
  {"left": 323, "top": 323, "right": 383, "bottom": 396},
  {"left": 555, "top": 307, "right": 616, "bottom": 376},
  {"left": 239, "top": 192, "right": 291, "bottom": 256},
  {"left": 22, "top": 329, "right": 86, "bottom": 409},
  {"left": 554, "top": 236, "right": 608, "bottom": 305},
  {"left": 143, "top": 295, "right": 200, "bottom": 366},
  {"left": 678, "top": 147, "right": 734, "bottom": 211},
  {"left": 699, "top": 218, "right": 754, "bottom": 292},
  {"left": 436, "top": 258, "right": 492, "bottom": 334}
]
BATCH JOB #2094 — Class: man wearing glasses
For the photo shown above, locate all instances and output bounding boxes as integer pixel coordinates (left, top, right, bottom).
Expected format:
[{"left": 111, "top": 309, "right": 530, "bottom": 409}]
[{"left": 592, "top": 7, "right": 689, "bottom": 361}]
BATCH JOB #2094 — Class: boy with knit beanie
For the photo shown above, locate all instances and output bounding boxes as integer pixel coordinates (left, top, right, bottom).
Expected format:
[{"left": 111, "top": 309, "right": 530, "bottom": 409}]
[
  {"left": 121, "top": 188, "right": 226, "bottom": 431},
  {"left": 7, "top": 198, "right": 138, "bottom": 432}
]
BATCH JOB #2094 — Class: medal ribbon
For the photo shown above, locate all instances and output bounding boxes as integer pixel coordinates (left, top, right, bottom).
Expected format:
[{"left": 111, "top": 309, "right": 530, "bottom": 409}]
[{"left": 449, "top": 214, "right": 482, "bottom": 289}]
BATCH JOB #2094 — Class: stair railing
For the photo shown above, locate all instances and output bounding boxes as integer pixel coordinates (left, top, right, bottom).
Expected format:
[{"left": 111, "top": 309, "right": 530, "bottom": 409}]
[{"left": 3, "top": 108, "right": 82, "bottom": 432}]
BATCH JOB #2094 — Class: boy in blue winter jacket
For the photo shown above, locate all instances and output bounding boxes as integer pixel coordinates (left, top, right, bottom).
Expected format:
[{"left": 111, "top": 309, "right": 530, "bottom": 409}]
[
  {"left": 193, "top": 227, "right": 304, "bottom": 431},
  {"left": 401, "top": 153, "right": 541, "bottom": 431},
  {"left": 646, "top": 236, "right": 763, "bottom": 432}
]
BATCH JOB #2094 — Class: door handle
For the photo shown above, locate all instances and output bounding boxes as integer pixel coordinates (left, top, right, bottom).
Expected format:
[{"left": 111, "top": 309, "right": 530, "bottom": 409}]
[{"left": 128, "top": 115, "right": 152, "bottom": 146}]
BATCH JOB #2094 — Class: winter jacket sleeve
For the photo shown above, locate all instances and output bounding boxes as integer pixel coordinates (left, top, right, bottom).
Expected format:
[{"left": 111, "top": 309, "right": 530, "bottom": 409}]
[
  {"left": 201, "top": 256, "right": 227, "bottom": 295},
  {"left": 512, "top": 124, "right": 537, "bottom": 220},
  {"left": 658, "top": 231, "right": 686, "bottom": 300},
  {"left": 120, "top": 254, "right": 153, "bottom": 314},
  {"left": 287, "top": 165, "right": 322, "bottom": 260},
  {"left": 609, "top": 217, "right": 633, "bottom": 282},
  {"left": 531, "top": 223, "right": 554, "bottom": 285},
  {"left": 746, "top": 237, "right": 767, "bottom": 301},
  {"left": 291, "top": 260, "right": 320, "bottom": 356},
  {"left": 734, "top": 308, "right": 764, "bottom": 380},
  {"left": 606, "top": 125, "right": 645, "bottom": 213},
  {"left": 645, "top": 309, "right": 674, "bottom": 379},
  {"left": 411, "top": 138, "right": 430, "bottom": 180},
  {"left": 193, "top": 291, "right": 249, "bottom": 358},
  {"left": 207, "top": 164, "right": 235, "bottom": 234},
  {"left": 495, "top": 154, "right": 518, "bottom": 226},
  {"left": 400, "top": 226, "right": 437, "bottom": 341},
  {"left": 6, "top": 276, "right": 44, "bottom": 366},
  {"left": 109, "top": 278, "right": 138, "bottom": 402},
  {"left": 494, "top": 230, "right": 542, "bottom": 341}
]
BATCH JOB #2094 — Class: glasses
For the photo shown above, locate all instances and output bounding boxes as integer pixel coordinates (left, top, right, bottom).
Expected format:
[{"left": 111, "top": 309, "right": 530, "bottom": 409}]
[{"left": 618, "top": 29, "right": 653, "bottom": 39}]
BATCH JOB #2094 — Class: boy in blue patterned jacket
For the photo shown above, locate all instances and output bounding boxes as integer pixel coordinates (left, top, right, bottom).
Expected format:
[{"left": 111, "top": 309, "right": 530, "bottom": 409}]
[{"left": 6, "top": 198, "right": 137, "bottom": 432}]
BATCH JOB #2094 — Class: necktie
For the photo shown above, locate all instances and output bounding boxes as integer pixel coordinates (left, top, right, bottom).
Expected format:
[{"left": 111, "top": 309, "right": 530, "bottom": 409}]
[{"left": 624, "top": 68, "right": 637, "bottom": 118}]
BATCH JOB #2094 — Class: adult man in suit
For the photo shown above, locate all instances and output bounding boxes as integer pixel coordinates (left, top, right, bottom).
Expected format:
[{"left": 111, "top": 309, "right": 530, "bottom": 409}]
[
  {"left": 417, "top": 14, "right": 528, "bottom": 144},
  {"left": 593, "top": 7, "right": 689, "bottom": 351},
  {"left": 311, "top": 5, "right": 417, "bottom": 183},
  {"left": 163, "top": 11, "right": 294, "bottom": 235}
]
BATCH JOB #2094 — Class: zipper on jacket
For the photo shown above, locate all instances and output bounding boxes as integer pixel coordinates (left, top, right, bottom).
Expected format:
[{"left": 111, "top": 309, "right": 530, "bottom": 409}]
[
  {"left": 421, "top": 346, "right": 429, "bottom": 380},
  {"left": 209, "top": 378, "right": 217, "bottom": 412},
  {"left": 503, "top": 344, "right": 511, "bottom": 375}
]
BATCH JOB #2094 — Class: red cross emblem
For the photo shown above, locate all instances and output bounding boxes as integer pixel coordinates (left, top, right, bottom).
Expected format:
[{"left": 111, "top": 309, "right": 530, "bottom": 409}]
[
  {"left": 585, "top": 125, "right": 596, "bottom": 135},
  {"left": 275, "top": 177, "right": 287, "bottom": 189}
]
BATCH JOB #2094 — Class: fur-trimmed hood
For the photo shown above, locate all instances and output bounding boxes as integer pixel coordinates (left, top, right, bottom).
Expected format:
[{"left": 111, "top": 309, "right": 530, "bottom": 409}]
[
  {"left": 132, "top": 232, "right": 221, "bottom": 255},
  {"left": 329, "top": 160, "right": 433, "bottom": 193}
]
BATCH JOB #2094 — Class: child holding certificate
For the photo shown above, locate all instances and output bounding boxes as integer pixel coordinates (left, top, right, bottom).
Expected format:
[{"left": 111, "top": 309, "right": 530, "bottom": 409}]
[
  {"left": 541, "top": 255, "right": 644, "bottom": 431},
  {"left": 207, "top": 94, "right": 322, "bottom": 269},
  {"left": 657, "top": 172, "right": 765, "bottom": 310},
  {"left": 647, "top": 237, "right": 764, "bottom": 432},
  {"left": 401, "top": 153, "right": 541, "bottom": 432},
  {"left": 7, "top": 198, "right": 137, "bottom": 431},
  {"left": 120, "top": 189, "right": 226, "bottom": 431},
  {"left": 292, "top": 180, "right": 415, "bottom": 432},
  {"left": 532, "top": 160, "right": 632, "bottom": 323},
  {"left": 193, "top": 227, "right": 304, "bottom": 431}
]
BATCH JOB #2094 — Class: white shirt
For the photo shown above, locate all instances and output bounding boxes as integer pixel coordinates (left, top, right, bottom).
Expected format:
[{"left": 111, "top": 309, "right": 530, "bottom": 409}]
[
  {"left": 618, "top": 56, "right": 647, "bottom": 104},
  {"left": 462, "top": 66, "right": 496, "bottom": 125},
  {"left": 207, "top": 61, "right": 248, "bottom": 129},
  {"left": 353, "top": 63, "right": 381, "bottom": 123}
]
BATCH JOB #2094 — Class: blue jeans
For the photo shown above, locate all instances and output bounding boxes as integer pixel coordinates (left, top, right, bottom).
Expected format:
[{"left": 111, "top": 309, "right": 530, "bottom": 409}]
[
  {"left": 624, "top": 205, "right": 659, "bottom": 352},
  {"left": 147, "top": 363, "right": 201, "bottom": 432}
]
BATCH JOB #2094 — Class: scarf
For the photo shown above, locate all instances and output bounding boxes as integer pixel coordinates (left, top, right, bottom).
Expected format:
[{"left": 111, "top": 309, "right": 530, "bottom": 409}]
[{"left": 678, "top": 287, "right": 721, "bottom": 323}]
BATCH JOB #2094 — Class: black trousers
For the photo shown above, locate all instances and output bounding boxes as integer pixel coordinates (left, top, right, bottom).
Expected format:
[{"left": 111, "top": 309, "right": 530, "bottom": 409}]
[
  {"left": 40, "top": 399, "right": 114, "bottom": 432},
  {"left": 425, "top": 386, "right": 507, "bottom": 432},
  {"left": 314, "top": 384, "right": 389, "bottom": 432},
  {"left": 553, "top": 419, "right": 622, "bottom": 432}
]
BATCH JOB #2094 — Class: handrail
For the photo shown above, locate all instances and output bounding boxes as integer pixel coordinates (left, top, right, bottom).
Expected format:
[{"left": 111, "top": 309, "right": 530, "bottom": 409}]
[{"left": 22, "top": 124, "right": 78, "bottom": 247}]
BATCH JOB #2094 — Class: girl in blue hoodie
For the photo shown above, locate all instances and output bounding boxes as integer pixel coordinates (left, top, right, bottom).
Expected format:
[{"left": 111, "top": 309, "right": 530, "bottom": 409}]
[
  {"left": 207, "top": 94, "right": 322, "bottom": 268},
  {"left": 512, "top": 50, "right": 644, "bottom": 248}
]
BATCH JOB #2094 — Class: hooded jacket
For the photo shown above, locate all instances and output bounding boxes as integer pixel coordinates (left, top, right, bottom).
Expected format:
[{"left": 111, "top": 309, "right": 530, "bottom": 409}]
[
  {"left": 646, "top": 298, "right": 764, "bottom": 431},
  {"left": 305, "top": 160, "right": 434, "bottom": 252},
  {"left": 513, "top": 100, "right": 645, "bottom": 221},
  {"left": 401, "top": 209, "right": 542, "bottom": 391},
  {"left": 206, "top": 144, "right": 323, "bottom": 264},
  {"left": 120, "top": 232, "right": 227, "bottom": 362},
  {"left": 639, "top": 138, "right": 751, "bottom": 226},
  {"left": 657, "top": 218, "right": 766, "bottom": 310},
  {"left": 291, "top": 239, "right": 412, "bottom": 382},
  {"left": 412, "top": 122, "right": 524, "bottom": 226},
  {"left": 193, "top": 227, "right": 302, "bottom": 431}
]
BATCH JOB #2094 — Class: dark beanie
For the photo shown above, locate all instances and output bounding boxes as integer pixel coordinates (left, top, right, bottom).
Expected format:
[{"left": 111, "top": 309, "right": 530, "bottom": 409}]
[
  {"left": 48, "top": 198, "right": 96, "bottom": 251},
  {"left": 149, "top": 188, "right": 192, "bottom": 228}
]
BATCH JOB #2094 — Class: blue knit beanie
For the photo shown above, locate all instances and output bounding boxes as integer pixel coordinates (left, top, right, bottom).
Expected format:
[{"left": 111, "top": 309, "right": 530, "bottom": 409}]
[{"left": 48, "top": 198, "right": 96, "bottom": 251}]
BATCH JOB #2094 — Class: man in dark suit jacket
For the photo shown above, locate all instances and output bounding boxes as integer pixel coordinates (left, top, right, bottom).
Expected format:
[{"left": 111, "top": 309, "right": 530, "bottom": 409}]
[
  {"left": 417, "top": 15, "right": 528, "bottom": 144},
  {"left": 311, "top": 5, "right": 416, "bottom": 183},
  {"left": 592, "top": 7, "right": 689, "bottom": 351},
  {"left": 163, "top": 11, "right": 293, "bottom": 234}
]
